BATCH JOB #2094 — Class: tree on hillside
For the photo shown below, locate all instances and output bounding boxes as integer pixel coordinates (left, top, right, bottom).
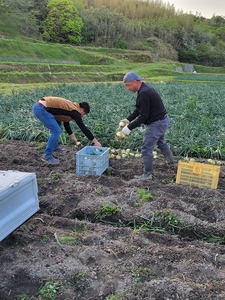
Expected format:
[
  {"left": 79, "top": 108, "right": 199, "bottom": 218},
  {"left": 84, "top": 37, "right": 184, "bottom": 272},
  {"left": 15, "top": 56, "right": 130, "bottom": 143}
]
[
  {"left": 0, "top": 0, "right": 39, "bottom": 37},
  {"left": 80, "top": 7, "right": 154, "bottom": 49},
  {"left": 34, "top": 0, "right": 49, "bottom": 34},
  {"left": 0, "top": 0, "right": 17, "bottom": 35},
  {"left": 12, "top": 0, "right": 39, "bottom": 36},
  {"left": 0, "top": 0, "right": 11, "bottom": 14},
  {"left": 71, "top": 0, "right": 85, "bottom": 12},
  {"left": 80, "top": 7, "right": 130, "bottom": 46},
  {"left": 42, "top": 0, "right": 83, "bottom": 44},
  {"left": 82, "top": 0, "right": 177, "bottom": 20}
]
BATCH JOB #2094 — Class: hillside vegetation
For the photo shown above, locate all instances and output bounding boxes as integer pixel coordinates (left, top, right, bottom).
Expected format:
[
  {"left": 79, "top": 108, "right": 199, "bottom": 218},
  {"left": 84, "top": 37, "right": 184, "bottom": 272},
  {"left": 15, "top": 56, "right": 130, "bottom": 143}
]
[
  {"left": 1, "top": 37, "right": 225, "bottom": 96},
  {"left": 1, "top": 0, "right": 225, "bottom": 67}
]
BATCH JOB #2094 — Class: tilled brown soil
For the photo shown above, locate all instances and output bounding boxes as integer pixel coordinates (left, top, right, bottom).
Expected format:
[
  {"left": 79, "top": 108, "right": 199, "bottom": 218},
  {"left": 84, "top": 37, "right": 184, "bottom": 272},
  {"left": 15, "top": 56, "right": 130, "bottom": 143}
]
[{"left": 1, "top": 140, "right": 225, "bottom": 300}]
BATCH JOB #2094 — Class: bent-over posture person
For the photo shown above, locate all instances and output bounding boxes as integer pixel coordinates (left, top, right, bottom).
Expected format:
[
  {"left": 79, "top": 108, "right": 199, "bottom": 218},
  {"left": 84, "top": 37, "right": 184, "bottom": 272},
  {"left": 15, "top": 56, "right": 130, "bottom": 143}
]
[{"left": 32, "top": 96, "right": 101, "bottom": 165}]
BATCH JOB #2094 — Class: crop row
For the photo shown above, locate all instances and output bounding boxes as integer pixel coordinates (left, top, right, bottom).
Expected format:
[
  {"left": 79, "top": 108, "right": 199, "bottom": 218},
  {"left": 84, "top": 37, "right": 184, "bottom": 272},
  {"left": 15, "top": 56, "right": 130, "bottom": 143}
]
[{"left": 0, "top": 82, "right": 225, "bottom": 159}]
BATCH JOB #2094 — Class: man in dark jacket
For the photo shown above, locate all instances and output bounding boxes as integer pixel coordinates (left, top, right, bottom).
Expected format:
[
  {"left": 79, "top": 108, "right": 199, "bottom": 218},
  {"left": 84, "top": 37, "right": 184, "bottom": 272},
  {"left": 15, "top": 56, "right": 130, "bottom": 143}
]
[
  {"left": 33, "top": 96, "right": 101, "bottom": 165},
  {"left": 120, "top": 72, "right": 174, "bottom": 180}
]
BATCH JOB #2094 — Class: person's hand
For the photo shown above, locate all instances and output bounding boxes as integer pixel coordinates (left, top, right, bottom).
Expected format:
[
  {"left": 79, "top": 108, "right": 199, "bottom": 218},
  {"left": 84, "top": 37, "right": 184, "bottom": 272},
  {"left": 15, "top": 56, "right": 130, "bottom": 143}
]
[
  {"left": 70, "top": 133, "right": 78, "bottom": 144},
  {"left": 122, "top": 125, "right": 131, "bottom": 135},
  {"left": 92, "top": 138, "right": 102, "bottom": 147},
  {"left": 119, "top": 119, "right": 130, "bottom": 128}
]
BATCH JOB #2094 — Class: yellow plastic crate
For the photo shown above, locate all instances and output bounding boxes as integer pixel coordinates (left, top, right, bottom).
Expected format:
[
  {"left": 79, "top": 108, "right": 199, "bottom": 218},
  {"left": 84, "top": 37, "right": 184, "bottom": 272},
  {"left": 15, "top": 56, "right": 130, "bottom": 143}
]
[{"left": 176, "top": 161, "right": 220, "bottom": 189}]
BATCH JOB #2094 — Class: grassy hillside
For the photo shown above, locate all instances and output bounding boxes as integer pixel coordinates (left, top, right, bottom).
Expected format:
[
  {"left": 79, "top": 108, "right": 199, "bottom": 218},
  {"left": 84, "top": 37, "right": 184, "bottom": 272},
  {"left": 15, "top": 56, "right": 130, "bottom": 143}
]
[{"left": 0, "top": 38, "right": 225, "bottom": 95}]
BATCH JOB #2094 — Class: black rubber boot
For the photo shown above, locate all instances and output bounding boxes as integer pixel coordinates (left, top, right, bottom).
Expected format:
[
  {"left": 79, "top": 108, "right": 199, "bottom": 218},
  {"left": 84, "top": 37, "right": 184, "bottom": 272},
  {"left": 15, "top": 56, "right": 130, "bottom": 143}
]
[
  {"left": 134, "top": 156, "right": 153, "bottom": 180},
  {"left": 160, "top": 145, "right": 174, "bottom": 164}
]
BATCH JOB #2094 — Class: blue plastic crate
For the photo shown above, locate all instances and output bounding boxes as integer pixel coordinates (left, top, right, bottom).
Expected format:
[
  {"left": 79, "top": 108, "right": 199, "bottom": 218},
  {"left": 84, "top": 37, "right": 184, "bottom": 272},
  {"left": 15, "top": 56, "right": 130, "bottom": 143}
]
[{"left": 76, "top": 146, "right": 110, "bottom": 175}]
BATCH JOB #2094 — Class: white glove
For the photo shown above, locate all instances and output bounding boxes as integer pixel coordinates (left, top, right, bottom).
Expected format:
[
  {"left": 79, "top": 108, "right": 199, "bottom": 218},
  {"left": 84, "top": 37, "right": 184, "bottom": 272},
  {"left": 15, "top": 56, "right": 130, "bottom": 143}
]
[{"left": 122, "top": 125, "right": 131, "bottom": 135}]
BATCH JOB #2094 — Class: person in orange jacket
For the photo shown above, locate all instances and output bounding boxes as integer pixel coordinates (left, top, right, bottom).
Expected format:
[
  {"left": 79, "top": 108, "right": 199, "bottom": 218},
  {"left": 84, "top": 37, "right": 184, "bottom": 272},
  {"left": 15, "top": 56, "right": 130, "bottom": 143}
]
[{"left": 32, "top": 96, "right": 101, "bottom": 165}]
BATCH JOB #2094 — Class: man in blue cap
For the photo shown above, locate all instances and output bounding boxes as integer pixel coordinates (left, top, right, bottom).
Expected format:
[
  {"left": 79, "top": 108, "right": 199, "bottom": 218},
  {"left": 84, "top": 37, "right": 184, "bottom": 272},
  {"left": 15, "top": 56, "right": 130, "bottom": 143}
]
[{"left": 119, "top": 71, "right": 174, "bottom": 180}]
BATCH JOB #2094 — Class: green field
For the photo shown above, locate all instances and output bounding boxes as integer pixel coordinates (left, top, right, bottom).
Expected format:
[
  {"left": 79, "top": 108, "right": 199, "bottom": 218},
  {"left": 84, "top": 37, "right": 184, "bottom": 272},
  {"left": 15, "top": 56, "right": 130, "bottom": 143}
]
[
  {"left": 1, "top": 81, "right": 225, "bottom": 159},
  {"left": 1, "top": 39, "right": 225, "bottom": 159}
]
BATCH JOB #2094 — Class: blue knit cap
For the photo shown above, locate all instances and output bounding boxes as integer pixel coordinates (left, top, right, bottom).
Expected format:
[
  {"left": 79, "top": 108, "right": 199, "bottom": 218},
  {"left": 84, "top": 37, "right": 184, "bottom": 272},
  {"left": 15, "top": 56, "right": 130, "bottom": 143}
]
[{"left": 123, "top": 71, "right": 144, "bottom": 83}]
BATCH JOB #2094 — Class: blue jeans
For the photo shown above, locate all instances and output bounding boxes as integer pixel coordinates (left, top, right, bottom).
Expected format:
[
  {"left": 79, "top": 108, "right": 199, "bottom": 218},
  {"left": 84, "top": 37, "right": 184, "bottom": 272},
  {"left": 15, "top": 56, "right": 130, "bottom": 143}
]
[
  {"left": 32, "top": 103, "right": 62, "bottom": 157},
  {"left": 141, "top": 115, "right": 170, "bottom": 157}
]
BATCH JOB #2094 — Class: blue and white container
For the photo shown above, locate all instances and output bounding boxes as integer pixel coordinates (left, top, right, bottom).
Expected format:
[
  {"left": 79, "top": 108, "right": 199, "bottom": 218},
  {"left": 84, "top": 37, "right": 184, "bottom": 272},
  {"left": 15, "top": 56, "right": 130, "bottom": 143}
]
[
  {"left": 76, "top": 146, "right": 110, "bottom": 176},
  {"left": 0, "top": 170, "right": 40, "bottom": 241}
]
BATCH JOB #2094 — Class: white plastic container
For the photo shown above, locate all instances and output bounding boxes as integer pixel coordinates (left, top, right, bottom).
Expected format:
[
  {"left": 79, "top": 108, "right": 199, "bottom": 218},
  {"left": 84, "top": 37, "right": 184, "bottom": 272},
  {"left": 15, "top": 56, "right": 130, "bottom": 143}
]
[{"left": 0, "top": 170, "right": 40, "bottom": 241}]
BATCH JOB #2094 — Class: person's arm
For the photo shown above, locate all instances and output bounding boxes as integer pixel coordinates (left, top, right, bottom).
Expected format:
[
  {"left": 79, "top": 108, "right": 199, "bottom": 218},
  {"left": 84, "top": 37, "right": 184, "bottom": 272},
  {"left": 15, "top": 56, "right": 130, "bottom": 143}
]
[
  {"left": 128, "top": 98, "right": 150, "bottom": 130},
  {"left": 67, "top": 111, "right": 101, "bottom": 146},
  {"left": 62, "top": 111, "right": 94, "bottom": 139},
  {"left": 71, "top": 111, "right": 95, "bottom": 140},
  {"left": 62, "top": 123, "right": 78, "bottom": 144},
  {"left": 127, "top": 108, "right": 139, "bottom": 123}
]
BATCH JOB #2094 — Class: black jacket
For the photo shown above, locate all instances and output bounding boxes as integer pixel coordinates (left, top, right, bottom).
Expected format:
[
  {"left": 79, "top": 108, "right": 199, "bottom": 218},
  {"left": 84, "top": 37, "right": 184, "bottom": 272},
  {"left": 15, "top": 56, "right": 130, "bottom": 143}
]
[{"left": 127, "top": 82, "right": 167, "bottom": 130}]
